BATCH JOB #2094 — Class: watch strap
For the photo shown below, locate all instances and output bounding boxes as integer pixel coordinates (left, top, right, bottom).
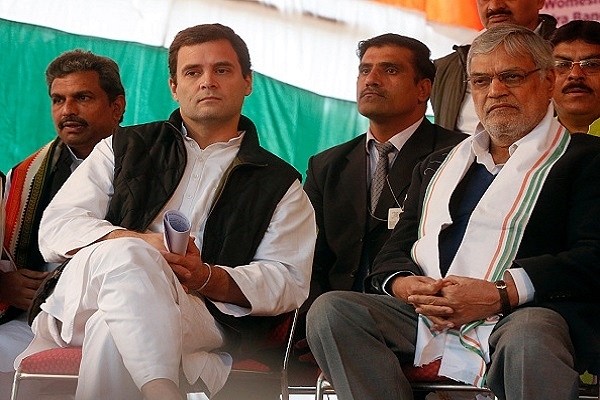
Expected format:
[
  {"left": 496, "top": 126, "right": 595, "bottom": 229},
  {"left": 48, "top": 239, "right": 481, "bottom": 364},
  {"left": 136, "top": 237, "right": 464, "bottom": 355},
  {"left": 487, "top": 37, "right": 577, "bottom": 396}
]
[{"left": 495, "top": 280, "right": 512, "bottom": 317}]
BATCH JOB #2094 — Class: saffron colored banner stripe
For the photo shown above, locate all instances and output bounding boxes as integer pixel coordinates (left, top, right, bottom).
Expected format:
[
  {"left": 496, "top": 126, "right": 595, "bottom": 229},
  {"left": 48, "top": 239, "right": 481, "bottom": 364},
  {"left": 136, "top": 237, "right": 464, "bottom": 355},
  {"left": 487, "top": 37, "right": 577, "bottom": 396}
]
[{"left": 370, "top": 0, "right": 483, "bottom": 30}]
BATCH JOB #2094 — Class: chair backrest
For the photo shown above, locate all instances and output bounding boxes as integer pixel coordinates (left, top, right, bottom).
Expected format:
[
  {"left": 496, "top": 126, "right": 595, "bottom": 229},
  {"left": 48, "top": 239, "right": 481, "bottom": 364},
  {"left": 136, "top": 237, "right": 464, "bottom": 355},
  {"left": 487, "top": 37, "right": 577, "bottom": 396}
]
[
  {"left": 233, "top": 309, "right": 298, "bottom": 371},
  {"left": 204, "top": 309, "right": 299, "bottom": 400}
]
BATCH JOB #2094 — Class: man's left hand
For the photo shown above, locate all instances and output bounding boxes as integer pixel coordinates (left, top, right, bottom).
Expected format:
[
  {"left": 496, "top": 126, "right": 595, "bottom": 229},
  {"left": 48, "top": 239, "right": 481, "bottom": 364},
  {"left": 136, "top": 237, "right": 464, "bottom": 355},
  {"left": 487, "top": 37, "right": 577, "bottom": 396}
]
[{"left": 161, "top": 237, "right": 208, "bottom": 292}]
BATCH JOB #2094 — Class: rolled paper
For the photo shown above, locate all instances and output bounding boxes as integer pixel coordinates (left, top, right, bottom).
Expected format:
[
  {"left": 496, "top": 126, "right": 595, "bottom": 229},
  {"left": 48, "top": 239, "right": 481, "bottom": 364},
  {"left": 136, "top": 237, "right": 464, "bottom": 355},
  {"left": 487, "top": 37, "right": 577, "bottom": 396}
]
[{"left": 163, "top": 210, "right": 191, "bottom": 255}]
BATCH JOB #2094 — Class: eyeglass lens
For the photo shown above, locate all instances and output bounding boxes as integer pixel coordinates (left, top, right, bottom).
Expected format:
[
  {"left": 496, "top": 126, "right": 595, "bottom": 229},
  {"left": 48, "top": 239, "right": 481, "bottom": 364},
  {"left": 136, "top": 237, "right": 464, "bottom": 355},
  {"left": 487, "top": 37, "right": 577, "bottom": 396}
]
[{"left": 554, "top": 59, "right": 600, "bottom": 74}]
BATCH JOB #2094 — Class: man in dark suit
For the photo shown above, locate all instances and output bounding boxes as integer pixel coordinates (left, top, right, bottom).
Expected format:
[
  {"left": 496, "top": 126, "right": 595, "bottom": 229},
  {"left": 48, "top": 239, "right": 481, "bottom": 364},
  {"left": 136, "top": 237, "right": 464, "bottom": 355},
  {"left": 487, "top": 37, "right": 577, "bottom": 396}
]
[
  {"left": 303, "top": 33, "right": 466, "bottom": 310},
  {"left": 307, "top": 25, "right": 600, "bottom": 400}
]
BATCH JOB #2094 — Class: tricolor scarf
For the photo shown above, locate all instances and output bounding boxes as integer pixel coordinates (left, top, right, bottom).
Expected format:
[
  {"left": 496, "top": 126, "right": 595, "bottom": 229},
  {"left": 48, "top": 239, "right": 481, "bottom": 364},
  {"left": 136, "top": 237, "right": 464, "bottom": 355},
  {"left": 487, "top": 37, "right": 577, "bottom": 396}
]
[
  {"left": 411, "top": 111, "right": 570, "bottom": 387},
  {"left": 1, "top": 138, "right": 63, "bottom": 323}
]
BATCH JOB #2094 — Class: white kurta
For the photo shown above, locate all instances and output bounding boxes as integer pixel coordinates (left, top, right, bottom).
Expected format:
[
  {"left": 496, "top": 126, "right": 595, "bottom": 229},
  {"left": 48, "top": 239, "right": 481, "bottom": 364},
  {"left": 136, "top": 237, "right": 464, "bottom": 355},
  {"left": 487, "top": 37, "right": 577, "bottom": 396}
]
[{"left": 17, "top": 131, "right": 316, "bottom": 399}]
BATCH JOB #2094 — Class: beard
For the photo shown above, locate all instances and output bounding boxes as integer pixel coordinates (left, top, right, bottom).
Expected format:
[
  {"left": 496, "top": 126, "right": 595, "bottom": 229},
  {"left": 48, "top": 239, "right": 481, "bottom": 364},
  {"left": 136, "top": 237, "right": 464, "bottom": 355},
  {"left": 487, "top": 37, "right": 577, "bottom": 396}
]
[{"left": 483, "top": 109, "right": 536, "bottom": 146}]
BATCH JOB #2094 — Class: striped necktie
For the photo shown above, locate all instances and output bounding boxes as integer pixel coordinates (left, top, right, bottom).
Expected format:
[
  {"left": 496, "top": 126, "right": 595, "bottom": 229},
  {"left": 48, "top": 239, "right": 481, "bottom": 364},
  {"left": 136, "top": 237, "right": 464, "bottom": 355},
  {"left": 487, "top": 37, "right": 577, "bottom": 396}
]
[{"left": 370, "top": 141, "right": 395, "bottom": 211}]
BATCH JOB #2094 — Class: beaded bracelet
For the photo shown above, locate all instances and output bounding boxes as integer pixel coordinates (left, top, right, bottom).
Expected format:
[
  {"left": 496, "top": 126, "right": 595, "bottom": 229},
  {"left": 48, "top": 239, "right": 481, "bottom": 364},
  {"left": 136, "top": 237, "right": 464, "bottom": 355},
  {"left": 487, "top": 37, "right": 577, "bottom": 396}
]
[{"left": 198, "top": 262, "right": 212, "bottom": 291}]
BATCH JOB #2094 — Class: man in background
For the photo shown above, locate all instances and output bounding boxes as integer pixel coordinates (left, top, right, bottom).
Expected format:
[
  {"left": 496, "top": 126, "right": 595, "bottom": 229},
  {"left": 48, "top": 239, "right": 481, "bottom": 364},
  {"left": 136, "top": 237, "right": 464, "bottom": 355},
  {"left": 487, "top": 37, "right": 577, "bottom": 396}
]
[
  {"left": 303, "top": 33, "right": 465, "bottom": 324},
  {"left": 550, "top": 20, "right": 600, "bottom": 136},
  {"left": 0, "top": 49, "right": 125, "bottom": 398},
  {"left": 431, "top": 0, "right": 556, "bottom": 134}
]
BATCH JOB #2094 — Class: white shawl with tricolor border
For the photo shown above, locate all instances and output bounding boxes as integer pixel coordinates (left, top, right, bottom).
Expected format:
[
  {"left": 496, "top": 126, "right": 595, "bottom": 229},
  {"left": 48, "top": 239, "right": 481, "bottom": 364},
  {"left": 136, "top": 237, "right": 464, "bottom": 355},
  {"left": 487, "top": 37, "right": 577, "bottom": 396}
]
[{"left": 411, "top": 108, "right": 570, "bottom": 387}]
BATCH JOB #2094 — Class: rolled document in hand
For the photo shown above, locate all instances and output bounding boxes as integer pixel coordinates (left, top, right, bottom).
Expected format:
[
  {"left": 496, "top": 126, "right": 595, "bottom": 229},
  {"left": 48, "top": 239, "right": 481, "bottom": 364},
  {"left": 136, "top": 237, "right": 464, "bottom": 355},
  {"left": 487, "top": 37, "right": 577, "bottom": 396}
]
[{"left": 163, "top": 210, "right": 191, "bottom": 255}]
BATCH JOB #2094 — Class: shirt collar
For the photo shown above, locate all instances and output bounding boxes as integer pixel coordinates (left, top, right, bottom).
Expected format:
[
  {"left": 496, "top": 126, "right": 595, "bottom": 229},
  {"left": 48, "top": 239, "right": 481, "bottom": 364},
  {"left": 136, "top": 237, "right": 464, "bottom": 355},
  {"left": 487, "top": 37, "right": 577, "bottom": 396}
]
[
  {"left": 64, "top": 145, "right": 85, "bottom": 171},
  {"left": 533, "top": 19, "right": 543, "bottom": 35},
  {"left": 180, "top": 123, "right": 245, "bottom": 148},
  {"left": 365, "top": 116, "right": 424, "bottom": 154}
]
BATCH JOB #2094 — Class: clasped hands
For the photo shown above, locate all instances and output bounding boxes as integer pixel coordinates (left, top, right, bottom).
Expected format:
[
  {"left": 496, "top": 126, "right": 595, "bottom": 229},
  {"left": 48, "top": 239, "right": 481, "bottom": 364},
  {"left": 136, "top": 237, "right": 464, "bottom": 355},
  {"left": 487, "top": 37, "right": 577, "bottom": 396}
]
[{"left": 391, "top": 275, "right": 501, "bottom": 332}]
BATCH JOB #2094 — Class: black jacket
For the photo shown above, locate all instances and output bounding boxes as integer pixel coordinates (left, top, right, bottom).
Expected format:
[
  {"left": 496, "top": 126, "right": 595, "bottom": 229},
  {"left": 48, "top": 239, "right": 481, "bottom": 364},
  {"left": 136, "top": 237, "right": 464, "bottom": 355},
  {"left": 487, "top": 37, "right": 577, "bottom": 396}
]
[
  {"left": 304, "top": 118, "right": 466, "bottom": 309},
  {"left": 367, "top": 133, "right": 600, "bottom": 373}
]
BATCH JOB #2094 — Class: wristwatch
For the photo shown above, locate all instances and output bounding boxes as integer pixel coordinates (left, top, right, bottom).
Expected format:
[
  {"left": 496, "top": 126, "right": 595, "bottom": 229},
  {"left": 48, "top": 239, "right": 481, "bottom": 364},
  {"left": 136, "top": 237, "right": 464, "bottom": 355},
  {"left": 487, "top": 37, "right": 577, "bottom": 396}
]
[{"left": 495, "top": 280, "right": 512, "bottom": 317}]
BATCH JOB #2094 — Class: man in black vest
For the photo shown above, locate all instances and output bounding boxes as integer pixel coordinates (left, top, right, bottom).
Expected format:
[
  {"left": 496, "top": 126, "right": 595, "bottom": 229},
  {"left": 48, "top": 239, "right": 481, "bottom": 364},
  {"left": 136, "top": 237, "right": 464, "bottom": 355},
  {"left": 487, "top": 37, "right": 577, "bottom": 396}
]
[{"left": 17, "top": 24, "right": 316, "bottom": 400}]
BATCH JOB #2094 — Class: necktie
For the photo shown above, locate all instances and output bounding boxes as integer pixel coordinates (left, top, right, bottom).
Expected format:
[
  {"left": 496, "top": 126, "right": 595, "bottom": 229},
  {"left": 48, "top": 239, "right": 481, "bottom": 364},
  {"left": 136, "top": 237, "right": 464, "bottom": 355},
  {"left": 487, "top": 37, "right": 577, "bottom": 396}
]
[{"left": 370, "top": 141, "right": 395, "bottom": 211}]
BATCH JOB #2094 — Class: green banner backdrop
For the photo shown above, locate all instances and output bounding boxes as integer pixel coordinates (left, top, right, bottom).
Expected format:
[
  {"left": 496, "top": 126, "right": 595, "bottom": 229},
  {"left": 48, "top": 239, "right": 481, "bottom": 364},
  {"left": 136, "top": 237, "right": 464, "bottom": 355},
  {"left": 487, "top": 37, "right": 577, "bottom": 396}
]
[{"left": 0, "top": 18, "right": 368, "bottom": 176}]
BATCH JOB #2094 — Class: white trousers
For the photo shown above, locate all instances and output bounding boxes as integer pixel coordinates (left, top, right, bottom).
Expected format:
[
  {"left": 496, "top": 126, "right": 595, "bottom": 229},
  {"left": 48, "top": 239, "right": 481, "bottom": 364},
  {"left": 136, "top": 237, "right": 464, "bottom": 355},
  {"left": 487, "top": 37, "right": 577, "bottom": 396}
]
[{"left": 16, "top": 238, "right": 231, "bottom": 400}]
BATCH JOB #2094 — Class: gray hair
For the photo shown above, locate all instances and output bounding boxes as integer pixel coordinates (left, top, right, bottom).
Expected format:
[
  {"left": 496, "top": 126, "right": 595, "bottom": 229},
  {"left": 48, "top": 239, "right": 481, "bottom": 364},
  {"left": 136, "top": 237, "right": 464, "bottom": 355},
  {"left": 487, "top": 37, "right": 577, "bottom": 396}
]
[{"left": 467, "top": 25, "right": 554, "bottom": 74}]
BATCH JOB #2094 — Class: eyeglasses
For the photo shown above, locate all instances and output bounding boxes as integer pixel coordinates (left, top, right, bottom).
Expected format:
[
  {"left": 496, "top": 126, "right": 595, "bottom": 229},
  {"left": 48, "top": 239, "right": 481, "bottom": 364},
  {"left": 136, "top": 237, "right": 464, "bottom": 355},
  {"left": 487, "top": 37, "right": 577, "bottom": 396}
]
[
  {"left": 465, "top": 68, "right": 541, "bottom": 90},
  {"left": 554, "top": 59, "right": 600, "bottom": 75}
]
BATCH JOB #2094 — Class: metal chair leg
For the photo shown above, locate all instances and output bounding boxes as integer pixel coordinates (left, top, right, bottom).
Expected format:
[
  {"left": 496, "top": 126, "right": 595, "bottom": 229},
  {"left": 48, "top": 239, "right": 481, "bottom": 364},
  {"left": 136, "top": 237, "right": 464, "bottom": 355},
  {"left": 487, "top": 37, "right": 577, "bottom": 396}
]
[
  {"left": 10, "top": 370, "right": 20, "bottom": 400},
  {"left": 315, "top": 371, "right": 333, "bottom": 400}
]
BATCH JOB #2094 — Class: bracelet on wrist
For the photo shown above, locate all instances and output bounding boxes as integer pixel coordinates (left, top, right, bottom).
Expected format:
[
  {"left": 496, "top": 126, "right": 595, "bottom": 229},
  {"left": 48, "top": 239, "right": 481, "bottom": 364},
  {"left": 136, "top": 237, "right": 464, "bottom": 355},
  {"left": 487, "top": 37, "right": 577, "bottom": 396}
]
[{"left": 198, "top": 262, "right": 212, "bottom": 292}]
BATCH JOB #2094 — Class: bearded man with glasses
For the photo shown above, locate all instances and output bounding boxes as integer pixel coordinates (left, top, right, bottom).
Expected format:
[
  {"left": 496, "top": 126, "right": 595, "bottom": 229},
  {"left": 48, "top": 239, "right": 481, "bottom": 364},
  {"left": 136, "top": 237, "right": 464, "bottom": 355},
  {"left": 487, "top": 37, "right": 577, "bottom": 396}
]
[
  {"left": 306, "top": 24, "right": 600, "bottom": 400},
  {"left": 550, "top": 20, "right": 600, "bottom": 136}
]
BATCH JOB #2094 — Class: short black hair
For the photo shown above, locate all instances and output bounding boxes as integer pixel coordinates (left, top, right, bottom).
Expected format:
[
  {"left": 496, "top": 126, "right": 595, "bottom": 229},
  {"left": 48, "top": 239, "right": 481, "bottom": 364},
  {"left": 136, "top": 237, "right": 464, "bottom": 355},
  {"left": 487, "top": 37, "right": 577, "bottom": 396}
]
[
  {"left": 550, "top": 20, "right": 600, "bottom": 47},
  {"left": 46, "top": 49, "right": 125, "bottom": 103},
  {"left": 357, "top": 33, "right": 436, "bottom": 83},
  {"left": 168, "top": 23, "right": 251, "bottom": 84}
]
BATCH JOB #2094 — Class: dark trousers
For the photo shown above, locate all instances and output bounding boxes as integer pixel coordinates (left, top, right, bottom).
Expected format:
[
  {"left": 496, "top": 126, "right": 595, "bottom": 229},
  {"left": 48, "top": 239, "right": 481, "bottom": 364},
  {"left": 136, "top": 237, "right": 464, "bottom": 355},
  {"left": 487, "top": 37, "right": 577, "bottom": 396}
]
[{"left": 307, "top": 291, "right": 579, "bottom": 400}]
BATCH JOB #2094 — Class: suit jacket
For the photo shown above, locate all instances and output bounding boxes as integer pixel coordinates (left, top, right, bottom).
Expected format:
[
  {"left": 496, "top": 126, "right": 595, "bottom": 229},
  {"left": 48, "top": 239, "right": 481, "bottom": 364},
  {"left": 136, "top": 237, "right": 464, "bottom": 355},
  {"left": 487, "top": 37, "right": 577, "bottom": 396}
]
[
  {"left": 366, "top": 133, "right": 600, "bottom": 373},
  {"left": 303, "top": 118, "right": 466, "bottom": 309}
]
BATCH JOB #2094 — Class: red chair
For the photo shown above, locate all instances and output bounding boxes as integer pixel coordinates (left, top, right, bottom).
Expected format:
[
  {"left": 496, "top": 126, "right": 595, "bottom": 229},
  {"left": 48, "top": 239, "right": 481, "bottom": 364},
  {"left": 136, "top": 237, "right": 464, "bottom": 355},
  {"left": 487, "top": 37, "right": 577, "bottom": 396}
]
[
  {"left": 11, "top": 309, "right": 299, "bottom": 400},
  {"left": 315, "top": 359, "right": 600, "bottom": 400},
  {"left": 314, "top": 359, "right": 492, "bottom": 400},
  {"left": 213, "top": 309, "right": 299, "bottom": 400}
]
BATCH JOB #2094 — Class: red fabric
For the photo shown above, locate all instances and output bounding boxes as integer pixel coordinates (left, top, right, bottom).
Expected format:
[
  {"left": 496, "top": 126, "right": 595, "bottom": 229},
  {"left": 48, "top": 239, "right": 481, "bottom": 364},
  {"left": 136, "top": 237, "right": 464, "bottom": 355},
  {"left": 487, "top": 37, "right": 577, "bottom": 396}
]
[
  {"left": 17, "top": 311, "right": 295, "bottom": 376},
  {"left": 19, "top": 347, "right": 277, "bottom": 375},
  {"left": 402, "top": 359, "right": 445, "bottom": 382},
  {"left": 229, "top": 311, "right": 294, "bottom": 373},
  {"left": 264, "top": 312, "right": 292, "bottom": 348},
  {"left": 317, "top": 359, "right": 445, "bottom": 384},
  {"left": 231, "top": 359, "right": 271, "bottom": 373},
  {"left": 19, "top": 347, "right": 82, "bottom": 375},
  {"left": 18, "top": 346, "right": 443, "bottom": 386}
]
